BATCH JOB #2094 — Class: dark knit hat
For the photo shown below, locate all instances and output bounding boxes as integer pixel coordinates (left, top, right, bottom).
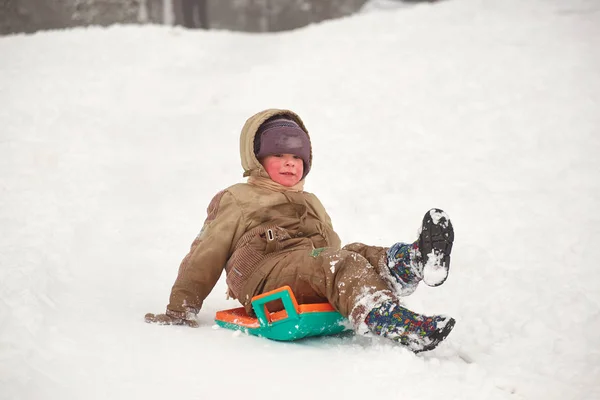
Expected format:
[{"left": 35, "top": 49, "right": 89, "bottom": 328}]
[{"left": 254, "top": 117, "right": 311, "bottom": 178}]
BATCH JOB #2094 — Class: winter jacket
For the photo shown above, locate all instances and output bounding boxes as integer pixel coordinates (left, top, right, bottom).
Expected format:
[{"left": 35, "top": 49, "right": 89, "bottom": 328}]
[{"left": 167, "top": 109, "right": 342, "bottom": 314}]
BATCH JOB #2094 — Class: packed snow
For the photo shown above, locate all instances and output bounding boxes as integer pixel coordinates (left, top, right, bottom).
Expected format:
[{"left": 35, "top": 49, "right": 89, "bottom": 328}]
[{"left": 1, "top": 0, "right": 600, "bottom": 399}]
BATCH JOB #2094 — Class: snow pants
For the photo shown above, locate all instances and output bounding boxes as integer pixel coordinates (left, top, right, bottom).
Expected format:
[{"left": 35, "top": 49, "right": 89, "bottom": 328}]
[{"left": 238, "top": 243, "right": 402, "bottom": 328}]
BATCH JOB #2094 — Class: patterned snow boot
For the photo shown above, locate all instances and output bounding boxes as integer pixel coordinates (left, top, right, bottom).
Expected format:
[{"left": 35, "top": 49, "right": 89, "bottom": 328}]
[
  {"left": 365, "top": 300, "right": 455, "bottom": 353},
  {"left": 386, "top": 209, "right": 454, "bottom": 290},
  {"left": 386, "top": 242, "right": 423, "bottom": 294},
  {"left": 418, "top": 208, "right": 454, "bottom": 287}
]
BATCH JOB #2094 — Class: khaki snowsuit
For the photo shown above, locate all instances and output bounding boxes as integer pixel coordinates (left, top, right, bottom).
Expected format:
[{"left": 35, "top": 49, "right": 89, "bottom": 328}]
[{"left": 167, "top": 109, "right": 399, "bottom": 327}]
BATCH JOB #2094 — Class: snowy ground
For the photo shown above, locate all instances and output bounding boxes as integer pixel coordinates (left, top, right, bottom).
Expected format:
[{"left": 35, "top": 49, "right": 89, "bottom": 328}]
[{"left": 1, "top": 0, "right": 600, "bottom": 399}]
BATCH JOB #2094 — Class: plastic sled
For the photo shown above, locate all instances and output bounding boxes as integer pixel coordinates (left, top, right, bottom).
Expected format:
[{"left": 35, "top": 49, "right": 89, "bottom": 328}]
[{"left": 215, "top": 286, "right": 349, "bottom": 341}]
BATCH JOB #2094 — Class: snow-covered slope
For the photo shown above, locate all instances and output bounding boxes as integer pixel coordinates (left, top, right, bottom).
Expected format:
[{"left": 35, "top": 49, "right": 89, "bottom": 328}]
[{"left": 1, "top": 0, "right": 599, "bottom": 399}]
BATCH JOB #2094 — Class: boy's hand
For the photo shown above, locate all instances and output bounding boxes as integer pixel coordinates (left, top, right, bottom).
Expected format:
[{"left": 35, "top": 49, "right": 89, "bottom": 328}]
[{"left": 144, "top": 309, "right": 199, "bottom": 328}]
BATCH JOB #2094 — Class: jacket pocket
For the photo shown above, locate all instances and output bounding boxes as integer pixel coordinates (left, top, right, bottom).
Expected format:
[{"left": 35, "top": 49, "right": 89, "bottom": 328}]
[
  {"left": 225, "top": 241, "right": 265, "bottom": 299},
  {"left": 225, "top": 225, "right": 284, "bottom": 298},
  {"left": 226, "top": 225, "right": 310, "bottom": 298},
  {"left": 259, "top": 226, "right": 292, "bottom": 254}
]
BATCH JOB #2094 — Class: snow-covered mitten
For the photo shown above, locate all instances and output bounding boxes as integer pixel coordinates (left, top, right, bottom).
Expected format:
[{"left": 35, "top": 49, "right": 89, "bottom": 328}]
[
  {"left": 386, "top": 241, "right": 423, "bottom": 286},
  {"left": 418, "top": 208, "right": 454, "bottom": 287},
  {"left": 145, "top": 309, "right": 199, "bottom": 328},
  {"left": 365, "top": 300, "right": 455, "bottom": 352}
]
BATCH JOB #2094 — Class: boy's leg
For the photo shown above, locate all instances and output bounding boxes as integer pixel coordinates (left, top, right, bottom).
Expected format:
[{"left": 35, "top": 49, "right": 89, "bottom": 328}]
[
  {"left": 259, "top": 248, "right": 394, "bottom": 318},
  {"left": 257, "top": 247, "right": 454, "bottom": 352},
  {"left": 344, "top": 208, "right": 455, "bottom": 292},
  {"left": 342, "top": 242, "right": 422, "bottom": 296}
]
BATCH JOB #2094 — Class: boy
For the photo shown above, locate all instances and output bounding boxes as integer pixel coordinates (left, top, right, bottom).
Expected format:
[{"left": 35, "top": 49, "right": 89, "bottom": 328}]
[{"left": 146, "top": 108, "right": 455, "bottom": 352}]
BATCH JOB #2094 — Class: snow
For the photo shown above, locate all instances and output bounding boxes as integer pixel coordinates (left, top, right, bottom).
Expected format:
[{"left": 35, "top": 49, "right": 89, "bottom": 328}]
[
  {"left": 1, "top": 0, "right": 600, "bottom": 399},
  {"left": 422, "top": 251, "right": 447, "bottom": 285},
  {"left": 428, "top": 209, "right": 448, "bottom": 227}
]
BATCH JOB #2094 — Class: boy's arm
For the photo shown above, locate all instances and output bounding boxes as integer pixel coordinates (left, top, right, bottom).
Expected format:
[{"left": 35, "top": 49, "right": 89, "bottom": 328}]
[{"left": 165, "top": 190, "right": 245, "bottom": 319}]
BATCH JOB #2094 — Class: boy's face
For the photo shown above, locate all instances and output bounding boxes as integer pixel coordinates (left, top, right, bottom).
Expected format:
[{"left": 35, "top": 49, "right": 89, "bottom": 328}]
[{"left": 260, "top": 154, "right": 304, "bottom": 187}]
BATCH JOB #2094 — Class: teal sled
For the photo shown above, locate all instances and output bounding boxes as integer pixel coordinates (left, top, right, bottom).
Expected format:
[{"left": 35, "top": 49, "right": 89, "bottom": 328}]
[{"left": 215, "top": 286, "right": 349, "bottom": 341}]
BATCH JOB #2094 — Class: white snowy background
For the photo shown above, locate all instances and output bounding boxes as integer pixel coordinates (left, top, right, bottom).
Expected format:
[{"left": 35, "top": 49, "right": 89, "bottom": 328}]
[{"left": 1, "top": 0, "right": 599, "bottom": 399}]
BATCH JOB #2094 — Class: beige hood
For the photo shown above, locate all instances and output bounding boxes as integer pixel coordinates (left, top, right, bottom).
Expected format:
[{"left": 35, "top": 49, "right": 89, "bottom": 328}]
[{"left": 240, "top": 109, "right": 312, "bottom": 182}]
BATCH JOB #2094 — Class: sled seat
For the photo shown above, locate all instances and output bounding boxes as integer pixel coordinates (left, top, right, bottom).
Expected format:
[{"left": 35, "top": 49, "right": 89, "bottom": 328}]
[{"left": 215, "top": 286, "right": 349, "bottom": 341}]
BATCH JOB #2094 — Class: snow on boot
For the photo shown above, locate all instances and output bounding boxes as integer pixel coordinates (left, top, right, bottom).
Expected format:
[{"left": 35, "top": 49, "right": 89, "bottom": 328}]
[
  {"left": 418, "top": 208, "right": 454, "bottom": 287},
  {"left": 365, "top": 300, "right": 455, "bottom": 353},
  {"left": 386, "top": 242, "right": 422, "bottom": 294}
]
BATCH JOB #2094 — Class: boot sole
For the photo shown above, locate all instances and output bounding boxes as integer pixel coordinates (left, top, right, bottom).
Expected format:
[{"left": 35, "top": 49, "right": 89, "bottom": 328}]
[
  {"left": 419, "top": 208, "right": 454, "bottom": 287},
  {"left": 414, "top": 317, "right": 456, "bottom": 353}
]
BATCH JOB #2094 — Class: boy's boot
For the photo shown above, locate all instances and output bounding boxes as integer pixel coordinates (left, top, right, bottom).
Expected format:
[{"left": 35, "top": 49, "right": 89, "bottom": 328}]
[
  {"left": 418, "top": 208, "right": 454, "bottom": 287},
  {"left": 386, "top": 242, "right": 423, "bottom": 288},
  {"left": 386, "top": 209, "right": 454, "bottom": 289},
  {"left": 365, "top": 300, "right": 455, "bottom": 353}
]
